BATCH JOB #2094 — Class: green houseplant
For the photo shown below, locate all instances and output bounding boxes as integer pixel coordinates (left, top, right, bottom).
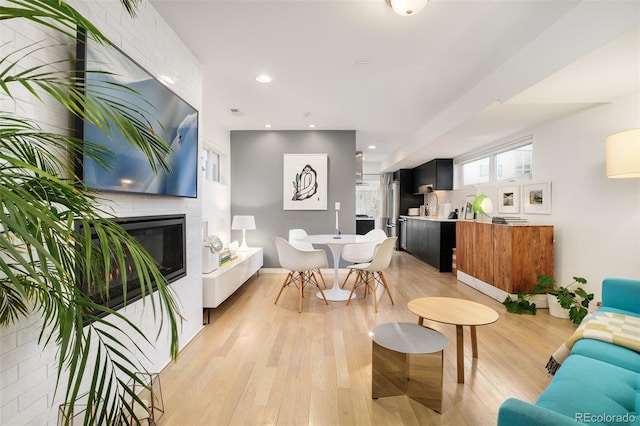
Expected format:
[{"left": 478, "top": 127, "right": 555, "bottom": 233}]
[
  {"left": 1, "top": 0, "right": 182, "bottom": 424},
  {"left": 503, "top": 275, "right": 593, "bottom": 325},
  {"left": 538, "top": 275, "right": 594, "bottom": 325}
]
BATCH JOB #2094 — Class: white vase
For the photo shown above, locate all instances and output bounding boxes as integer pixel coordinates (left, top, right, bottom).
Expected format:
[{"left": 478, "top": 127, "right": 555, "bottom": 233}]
[{"left": 547, "top": 293, "right": 569, "bottom": 319}]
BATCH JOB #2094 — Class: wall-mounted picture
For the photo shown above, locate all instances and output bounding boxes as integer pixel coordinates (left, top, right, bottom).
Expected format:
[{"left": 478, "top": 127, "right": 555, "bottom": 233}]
[
  {"left": 523, "top": 182, "right": 551, "bottom": 214},
  {"left": 498, "top": 185, "right": 520, "bottom": 214},
  {"left": 283, "top": 154, "right": 328, "bottom": 210}
]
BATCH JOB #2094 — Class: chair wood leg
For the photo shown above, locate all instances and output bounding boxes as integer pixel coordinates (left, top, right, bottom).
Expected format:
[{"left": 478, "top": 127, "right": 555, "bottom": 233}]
[
  {"left": 379, "top": 271, "right": 394, "bottom": 305},
  {"left": 312, "top": 272, "right": 329, "bottom": 305},
  {"left": 274, "top": 272, "right": 293, "bottom": 305},
  {"left": 346, "top": 271, "right": 361, "bottom": 306},
  {"left": 316, "top": 269, "right": 328, "bottom": 288},
  {"left": 364, "top": 272, "right": 370, "bottom": 298},
  {"left": 298, "top": 271, "right": 304, "bottom": 313},
  {"left": 340, "top": 268, "right": 353, "bottom": 289},
  {"left": 373, "top": 272, "right": 379, "bottom": 313}
]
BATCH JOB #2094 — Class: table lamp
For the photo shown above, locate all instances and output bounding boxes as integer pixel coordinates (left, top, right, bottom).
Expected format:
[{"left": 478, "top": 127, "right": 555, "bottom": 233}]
[
  {"left": 472, "top": 195, "right": 493, "bottom": 219},
  {"left": 231, "top": 215, "right": 256, "bottom": 251}
]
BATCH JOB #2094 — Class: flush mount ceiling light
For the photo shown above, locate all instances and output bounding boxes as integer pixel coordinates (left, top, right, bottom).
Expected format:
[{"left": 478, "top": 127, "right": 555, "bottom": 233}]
[
  {"left": 368, "top": 145, "right": 376, "bottom": 149},
  {"left": 255, "top": 74, "right": 272, "bottom": 83},
  {"left": 386, "top": 0, "right": 428, "bottom": 16}
]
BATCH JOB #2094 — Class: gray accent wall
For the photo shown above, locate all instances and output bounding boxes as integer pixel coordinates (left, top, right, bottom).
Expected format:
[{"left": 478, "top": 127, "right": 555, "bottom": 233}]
[{"left": 230, "top": 130, "right": 356, "bottom": 267}]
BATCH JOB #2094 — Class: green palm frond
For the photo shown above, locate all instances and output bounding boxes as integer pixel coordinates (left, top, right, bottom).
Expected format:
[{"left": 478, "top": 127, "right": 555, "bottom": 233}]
[{"left": 1, "top": 0, "right": 182, "bottom": 424}]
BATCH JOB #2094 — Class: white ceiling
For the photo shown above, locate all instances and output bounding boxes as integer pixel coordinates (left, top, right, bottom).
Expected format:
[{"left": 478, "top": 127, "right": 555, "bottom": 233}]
[{"left": 150, "top": 0, "right": 640, "bottom": 172}]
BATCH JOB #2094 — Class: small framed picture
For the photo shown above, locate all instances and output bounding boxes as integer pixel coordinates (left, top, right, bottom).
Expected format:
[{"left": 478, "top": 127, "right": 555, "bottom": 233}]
[
  {"left": 464, "top": 195, "right": 476, "bottom": 219},
  {"left": 523, "top": 182, "right": 551, "bottom": 214},
  {"left": 498, "top": 185, "right": 520, "bottom": 214}
]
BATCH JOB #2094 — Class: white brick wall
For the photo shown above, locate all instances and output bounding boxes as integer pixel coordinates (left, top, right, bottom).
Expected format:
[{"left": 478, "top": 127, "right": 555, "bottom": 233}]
[{"left": 0, "top": 1, "right": 204, "bottom": 424}]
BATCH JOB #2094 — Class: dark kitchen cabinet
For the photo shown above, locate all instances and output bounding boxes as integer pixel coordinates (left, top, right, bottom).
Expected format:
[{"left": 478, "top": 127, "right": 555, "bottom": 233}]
[
  {"left": 393, "top": 169, "right": 423, "bottom": 216},
  {"left": 404, "top": 218, "right": 456, "bottom": 272},
  {"left": 412, "top": 159, "right": 453, "bottom": 192}
]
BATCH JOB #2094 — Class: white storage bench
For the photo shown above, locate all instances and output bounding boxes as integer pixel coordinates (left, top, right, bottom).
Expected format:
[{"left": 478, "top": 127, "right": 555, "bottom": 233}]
[{"left": 202, "top": 247, "right": 263, "bottom": 321}]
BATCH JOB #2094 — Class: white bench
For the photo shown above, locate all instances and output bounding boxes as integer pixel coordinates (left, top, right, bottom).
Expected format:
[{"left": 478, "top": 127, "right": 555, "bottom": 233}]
[{"left": 202, "top": 247, "right": 263, "bottom": 321}]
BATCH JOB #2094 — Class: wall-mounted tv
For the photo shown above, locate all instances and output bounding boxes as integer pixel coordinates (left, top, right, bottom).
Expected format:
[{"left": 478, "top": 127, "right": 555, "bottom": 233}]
[{"left": 75, "top": 31, "right": 198, "bottom": 198}]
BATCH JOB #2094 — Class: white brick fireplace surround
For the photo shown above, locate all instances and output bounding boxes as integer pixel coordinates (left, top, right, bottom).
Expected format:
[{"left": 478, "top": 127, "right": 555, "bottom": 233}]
[{"left": 0, "top": 2, "right": 204, "bottom": 424}]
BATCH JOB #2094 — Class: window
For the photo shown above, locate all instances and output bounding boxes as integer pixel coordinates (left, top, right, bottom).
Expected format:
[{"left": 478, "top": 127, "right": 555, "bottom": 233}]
[
  {"left": 496, "top": 144, "right": 531, "bottom": 181},
  {"left": 462, "top": 157, "right": 490, "bottom": 186},
  {"left": 458, "top": 137, "right": 532, "bottom": 186}
]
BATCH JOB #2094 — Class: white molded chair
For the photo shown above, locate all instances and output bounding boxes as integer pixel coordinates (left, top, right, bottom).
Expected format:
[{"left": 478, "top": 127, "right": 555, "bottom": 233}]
[
  {"left": 273, "top": 237, "right": 328, "bottom": 313},
  {"left": 340, "top": 228, "right": 387, "bottom": 288},
  {"left": 346, "top": 237, "right": 397, "bottom": 313},
  {"left": 288, "top": 228, "right": 328, "bottom": 287}
]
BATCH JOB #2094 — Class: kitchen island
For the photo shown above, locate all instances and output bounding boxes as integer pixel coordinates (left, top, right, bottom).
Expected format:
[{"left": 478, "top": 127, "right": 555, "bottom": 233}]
[{"left": 401, "top": 215, "right": 456, "bottom": 272}]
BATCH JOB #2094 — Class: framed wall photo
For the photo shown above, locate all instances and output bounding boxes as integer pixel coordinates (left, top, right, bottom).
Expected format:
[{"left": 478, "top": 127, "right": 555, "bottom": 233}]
[
  {"left": 283, "top": 153, "right": 328, "bottom": 210},
  {"left": 498, "top": 185, "right": 520, "bottom": 214},
  {"left": 523, "top": 182, "right": 551, "bottom": 214}
]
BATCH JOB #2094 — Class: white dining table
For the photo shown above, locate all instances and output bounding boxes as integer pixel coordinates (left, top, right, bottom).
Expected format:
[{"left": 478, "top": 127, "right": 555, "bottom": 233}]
[{"left": 299, "top": 234, "right": 379, "bottom": 301}]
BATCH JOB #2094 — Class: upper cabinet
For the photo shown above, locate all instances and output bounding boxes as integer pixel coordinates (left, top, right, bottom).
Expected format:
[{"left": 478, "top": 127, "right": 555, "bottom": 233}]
[{"left": 412, "top": 159, "right": 453, "bottom": 192}]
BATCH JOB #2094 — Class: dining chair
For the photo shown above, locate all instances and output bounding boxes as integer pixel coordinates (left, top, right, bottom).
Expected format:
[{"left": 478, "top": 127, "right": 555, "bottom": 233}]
[
  {"left": 288, "top": 228, "right": 328, "bottom": 287},
  {"left": 346, "top": 236, "right": 397, "bottom": 313},
  {"left": 340, "top": 228, "right": 387, "bottom": 289},
  {"left": 273, "top": 237, "right": 329, "bottom": 313}
]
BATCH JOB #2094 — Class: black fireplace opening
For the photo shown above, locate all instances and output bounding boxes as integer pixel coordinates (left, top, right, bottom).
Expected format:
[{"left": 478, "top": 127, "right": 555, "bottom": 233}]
[{"left": 75, "top": 214, "right": 186, "bottom": 314}]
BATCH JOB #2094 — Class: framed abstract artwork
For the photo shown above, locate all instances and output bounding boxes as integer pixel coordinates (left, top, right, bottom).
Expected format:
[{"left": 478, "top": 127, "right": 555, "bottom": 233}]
[
  {"left": 497, "top": 185, "right": 520, "bottom": 214},
  {"left": 283, "top": 154, "right": 328, "bottom": 210},
  {"left": 523, "top": 182, "right": 551, "bottom": 214}
]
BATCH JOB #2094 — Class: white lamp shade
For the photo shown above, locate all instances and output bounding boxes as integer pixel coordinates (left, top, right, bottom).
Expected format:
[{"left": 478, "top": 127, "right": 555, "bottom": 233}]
[
  {"left": 387, "top": 0, "right": 428, "bottom": 16},
  {"left": 606, "top": 129, "right": 640, "bottom": 178},
  {"left": 231, "top": 215, "right": 256, "bottom": 230}
]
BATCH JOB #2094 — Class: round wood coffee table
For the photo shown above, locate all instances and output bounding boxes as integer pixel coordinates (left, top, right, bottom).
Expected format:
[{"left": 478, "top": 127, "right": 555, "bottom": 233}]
[{"left": 407, "top": 297, "right": 499, "bottom": 384}]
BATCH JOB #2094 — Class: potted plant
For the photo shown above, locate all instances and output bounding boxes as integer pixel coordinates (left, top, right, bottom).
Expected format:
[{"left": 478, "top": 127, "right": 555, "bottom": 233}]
[
  {"left": 2, "top": 1, "right": 181, "bottom": 424},
  {"left": 502, "top": 282, "right": 547, "bottom": 315},
  {"left": 536, "top": 275, "right": 594, "bottom": 324}
]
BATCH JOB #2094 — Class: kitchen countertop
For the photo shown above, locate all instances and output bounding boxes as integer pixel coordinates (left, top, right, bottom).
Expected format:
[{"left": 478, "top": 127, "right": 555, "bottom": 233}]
[
  {"left": 400, "top": 215, "right": 457, "bottom": 223},
  {"left": 356, "top": 216, "right": 374, "bottom": 221}
]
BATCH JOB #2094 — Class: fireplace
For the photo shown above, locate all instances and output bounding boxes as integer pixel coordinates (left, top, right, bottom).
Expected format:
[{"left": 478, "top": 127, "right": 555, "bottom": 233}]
[{"left": 76, "top": 214, "right": 186, "bottom": 313}]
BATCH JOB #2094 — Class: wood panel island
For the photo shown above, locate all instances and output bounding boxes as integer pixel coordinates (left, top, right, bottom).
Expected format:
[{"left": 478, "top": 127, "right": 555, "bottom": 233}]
[{"left": 455, "top": 221, "right": 554, "bottom": 301}]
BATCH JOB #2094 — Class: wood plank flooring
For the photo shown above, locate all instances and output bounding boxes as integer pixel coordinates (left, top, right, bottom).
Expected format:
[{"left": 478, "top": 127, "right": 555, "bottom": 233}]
[{"left": 157, "top": 251, "right": 576, "bottom": 425}]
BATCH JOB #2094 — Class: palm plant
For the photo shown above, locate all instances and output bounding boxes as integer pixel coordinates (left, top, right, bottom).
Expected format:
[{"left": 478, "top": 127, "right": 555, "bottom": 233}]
[{"left": 1, "top": 0, "right": 182, "bottom": 423}]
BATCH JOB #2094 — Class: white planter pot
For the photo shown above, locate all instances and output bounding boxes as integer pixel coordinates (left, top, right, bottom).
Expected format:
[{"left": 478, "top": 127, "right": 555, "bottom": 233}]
[{"left": 547, "top": 294, "right": 569, "bottom": 319}]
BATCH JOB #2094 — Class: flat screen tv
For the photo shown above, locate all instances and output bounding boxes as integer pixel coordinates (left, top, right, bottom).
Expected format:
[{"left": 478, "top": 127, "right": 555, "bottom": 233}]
[{"left": 75, "top": 31, "right": 198, "bottom": 198}]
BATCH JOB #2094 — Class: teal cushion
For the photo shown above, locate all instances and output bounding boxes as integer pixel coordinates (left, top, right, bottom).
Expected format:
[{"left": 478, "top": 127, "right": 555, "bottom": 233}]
[
  {"left": 599, "top": 306, "right": 640, "bottom": 319},
  {"left": 537, "top": 355, "right": 639, "bottom": 425},
  {"left": 572, "top": 339, "right": 640, "bottom": 373}
]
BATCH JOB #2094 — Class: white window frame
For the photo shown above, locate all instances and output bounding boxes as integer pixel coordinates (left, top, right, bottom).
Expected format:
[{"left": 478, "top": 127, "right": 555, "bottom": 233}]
[{"left": 456, "top": 136, "right": 532, "bottom": 187}]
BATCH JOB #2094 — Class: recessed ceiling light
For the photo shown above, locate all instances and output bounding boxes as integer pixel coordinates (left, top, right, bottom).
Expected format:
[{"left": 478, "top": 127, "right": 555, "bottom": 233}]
[
  {"left": 368, "top": 145, "right": 377, "bottom": 149},
  {"left": 265, "top": 124, "right": 271, "bottom": 128},
  {"left": 309, "top": 124, "right": 316, "bottom": 128},
  {"left": 255, "top": 74, "right": 272, "bottom": 83}
]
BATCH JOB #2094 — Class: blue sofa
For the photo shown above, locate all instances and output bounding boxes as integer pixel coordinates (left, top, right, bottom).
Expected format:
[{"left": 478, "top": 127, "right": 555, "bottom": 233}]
[{"left": 497, "top": 278, "right": 640, "bottom": 426}]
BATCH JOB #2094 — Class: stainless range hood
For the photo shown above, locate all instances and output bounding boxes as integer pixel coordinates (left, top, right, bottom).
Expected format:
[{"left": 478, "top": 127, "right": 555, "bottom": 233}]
[{"left": 356, "top": 151, "right": 363, "bottom": 184}]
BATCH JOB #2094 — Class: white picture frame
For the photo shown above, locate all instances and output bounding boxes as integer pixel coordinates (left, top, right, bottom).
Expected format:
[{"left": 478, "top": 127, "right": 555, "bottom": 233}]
[
  {"left": 523, "top": 182, "right": 551, "bottom": 214},
  {"left": 464, "top": 195, "right": 475, "bottom": 220},
  {"left": 498, "top": 185, "right": 520, "bottom": 214},
  {"left": 283, "top": 153, "right": 328, "bottom": 210}
]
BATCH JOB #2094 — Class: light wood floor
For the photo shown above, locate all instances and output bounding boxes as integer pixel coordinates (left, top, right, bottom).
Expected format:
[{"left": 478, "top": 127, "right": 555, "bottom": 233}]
[{"left": 157, "top": 251, "right": 576, "bottom": 426}]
